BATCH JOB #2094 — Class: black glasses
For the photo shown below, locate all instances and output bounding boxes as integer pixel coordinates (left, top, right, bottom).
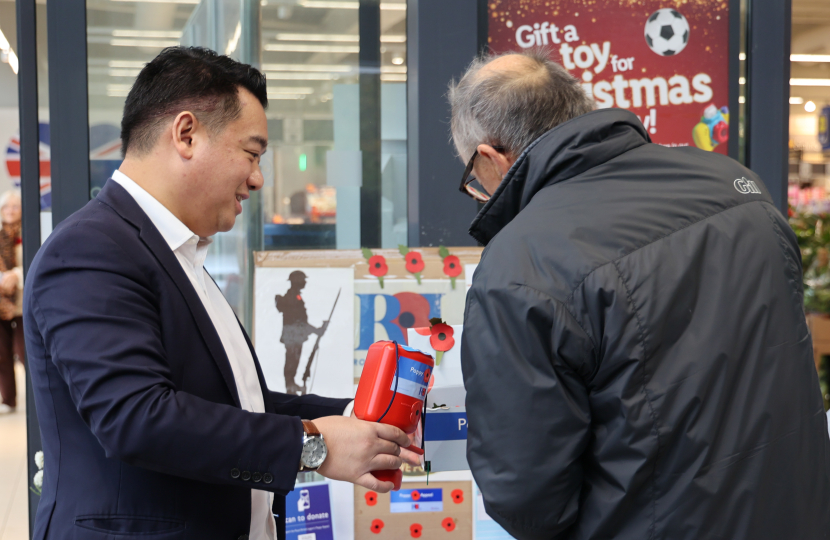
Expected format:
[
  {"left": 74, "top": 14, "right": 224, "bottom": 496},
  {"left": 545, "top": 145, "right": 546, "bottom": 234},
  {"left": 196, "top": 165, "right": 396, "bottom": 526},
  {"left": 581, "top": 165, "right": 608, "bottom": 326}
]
[{"left": 459, "top": 146, "right": 505, "bottom": 203}]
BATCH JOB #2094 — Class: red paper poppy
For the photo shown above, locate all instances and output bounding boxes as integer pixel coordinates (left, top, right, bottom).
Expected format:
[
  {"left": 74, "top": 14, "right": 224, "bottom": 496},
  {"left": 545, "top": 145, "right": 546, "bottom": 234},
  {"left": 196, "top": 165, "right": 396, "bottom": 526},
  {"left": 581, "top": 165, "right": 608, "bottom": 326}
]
[
  {"left": 443, "top": 255, "right": 462, "bottom": 278},
  {"left": 411, "top": 490, "right": 421, "bottom": 501},
  {"left": 405, "top": 251, "right": 425, "bottom": 274},
  {"left": 442, "top": 517, "right": 456, "bottom": 532},
  {"left": 371, "top": 519, "right": 385, "bottom": 534},
  {"left": 451, "top": 489, "right": 464, "bottom": 504},
  {"left": 410, "top": 523, "right": 422, "bottom": 538},
  {"left": 430, "top": 323, "right": 455, "bottom": 352},
  {"left": 365, "top": 491, "right": 378, "bottom": 506},
  {"left": 368, "top": 255, "right": 388, "bottom": 277}
]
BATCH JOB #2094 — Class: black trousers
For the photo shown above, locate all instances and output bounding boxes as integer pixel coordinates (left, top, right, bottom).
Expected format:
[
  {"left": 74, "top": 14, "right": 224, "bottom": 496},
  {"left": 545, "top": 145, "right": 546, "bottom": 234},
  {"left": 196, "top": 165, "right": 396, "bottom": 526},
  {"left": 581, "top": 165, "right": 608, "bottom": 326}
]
[{"left": 0, "top": 316, "right": 25, "bottom": 408}]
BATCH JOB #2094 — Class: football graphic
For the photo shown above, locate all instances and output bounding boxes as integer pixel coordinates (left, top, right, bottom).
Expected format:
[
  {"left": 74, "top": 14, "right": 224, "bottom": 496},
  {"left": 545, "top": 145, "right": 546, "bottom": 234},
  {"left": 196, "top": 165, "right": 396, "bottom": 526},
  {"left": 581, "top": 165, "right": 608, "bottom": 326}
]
[{"left": 644, "top": 8, "right": 690, "bottom": 56}]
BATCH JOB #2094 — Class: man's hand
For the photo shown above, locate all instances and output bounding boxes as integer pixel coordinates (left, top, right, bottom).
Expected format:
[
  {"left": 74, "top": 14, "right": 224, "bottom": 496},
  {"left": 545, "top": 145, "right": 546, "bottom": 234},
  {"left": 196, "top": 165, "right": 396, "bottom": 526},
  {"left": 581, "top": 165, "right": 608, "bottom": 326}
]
[
  {"left": 313, "top": 415, "right": 409, "bottom": 493},
  {"left": 347, "top": 408, "right": 423, "bottom": 468}
]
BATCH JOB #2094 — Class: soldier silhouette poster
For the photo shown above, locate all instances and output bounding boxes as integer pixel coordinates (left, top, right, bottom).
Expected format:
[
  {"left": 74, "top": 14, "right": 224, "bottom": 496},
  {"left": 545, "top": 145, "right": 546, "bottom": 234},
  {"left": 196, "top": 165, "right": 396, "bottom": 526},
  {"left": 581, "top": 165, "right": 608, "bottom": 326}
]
[{"left": 254, "top": 268, "right": 354, "bottom": 397}]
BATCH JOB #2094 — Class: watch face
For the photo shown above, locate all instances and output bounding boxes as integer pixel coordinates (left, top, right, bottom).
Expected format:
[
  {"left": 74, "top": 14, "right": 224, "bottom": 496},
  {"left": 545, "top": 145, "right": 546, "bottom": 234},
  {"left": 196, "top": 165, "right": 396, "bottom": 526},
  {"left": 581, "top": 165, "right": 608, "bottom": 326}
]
[{"left": 302, "top": 436, "right": 327, "bottom": 469}]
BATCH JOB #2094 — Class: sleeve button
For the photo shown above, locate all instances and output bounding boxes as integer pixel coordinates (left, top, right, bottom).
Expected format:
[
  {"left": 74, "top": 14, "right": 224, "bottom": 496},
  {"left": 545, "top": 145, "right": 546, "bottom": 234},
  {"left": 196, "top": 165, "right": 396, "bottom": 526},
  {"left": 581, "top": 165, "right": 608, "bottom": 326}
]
[
  {"left": 230, "top": 468, "right": 240, "bottom": 479},
  {"left": 252, "top": 472, "right": 262, "bottom": 483},
  {"left": 263, "top": 473, "right": 274, "bottom": 484},
  {"left": 241, "top": 471, "right": 251, "bottom": 481}
]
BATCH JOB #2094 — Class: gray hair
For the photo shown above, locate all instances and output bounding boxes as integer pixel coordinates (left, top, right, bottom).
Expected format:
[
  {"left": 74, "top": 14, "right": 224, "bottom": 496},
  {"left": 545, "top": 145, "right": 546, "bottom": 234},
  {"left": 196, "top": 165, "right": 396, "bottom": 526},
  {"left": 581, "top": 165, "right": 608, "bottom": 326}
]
[
  {"left": 448, "top": 49, "right": 595, "bottom": 162},
  {"left": 0, "top": 189, "right": 21, "bottom": 209}
]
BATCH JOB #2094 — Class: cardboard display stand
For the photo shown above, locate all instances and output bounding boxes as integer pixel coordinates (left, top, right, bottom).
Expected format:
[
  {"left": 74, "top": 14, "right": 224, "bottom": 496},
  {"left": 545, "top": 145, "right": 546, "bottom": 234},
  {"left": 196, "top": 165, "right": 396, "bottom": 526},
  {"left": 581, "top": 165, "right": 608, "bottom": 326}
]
[{"left": 355, "top": 482, "right": 473, "bottom": 539}]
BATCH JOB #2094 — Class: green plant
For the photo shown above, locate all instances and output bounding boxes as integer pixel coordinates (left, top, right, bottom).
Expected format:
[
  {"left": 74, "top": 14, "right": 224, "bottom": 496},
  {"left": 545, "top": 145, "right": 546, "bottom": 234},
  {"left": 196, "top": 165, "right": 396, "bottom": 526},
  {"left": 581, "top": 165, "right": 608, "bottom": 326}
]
[{"left": 790, "top": 209, "right": 830, "bottom": 314}]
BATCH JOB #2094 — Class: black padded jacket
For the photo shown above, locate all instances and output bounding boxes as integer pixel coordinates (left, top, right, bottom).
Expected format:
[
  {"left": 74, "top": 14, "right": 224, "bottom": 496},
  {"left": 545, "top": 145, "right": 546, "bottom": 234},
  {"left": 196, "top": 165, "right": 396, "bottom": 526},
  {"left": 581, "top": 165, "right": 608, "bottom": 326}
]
[{"left": 462, "top": 108, "right": 830, "bottom": 540}]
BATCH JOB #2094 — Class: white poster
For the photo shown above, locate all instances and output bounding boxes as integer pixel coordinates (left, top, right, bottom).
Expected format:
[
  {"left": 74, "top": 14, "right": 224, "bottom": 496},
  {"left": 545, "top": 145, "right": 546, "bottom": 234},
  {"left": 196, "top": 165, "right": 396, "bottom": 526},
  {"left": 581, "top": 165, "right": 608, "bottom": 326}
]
[{"left": 254, "top": 267, "right": 354, "bottom": 398}]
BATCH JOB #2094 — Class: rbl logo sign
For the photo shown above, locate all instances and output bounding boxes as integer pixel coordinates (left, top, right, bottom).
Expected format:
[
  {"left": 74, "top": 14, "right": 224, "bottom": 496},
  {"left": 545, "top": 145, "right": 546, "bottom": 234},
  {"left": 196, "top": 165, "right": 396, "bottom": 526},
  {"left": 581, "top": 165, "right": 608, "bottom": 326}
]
[{"left": 356, "top": 292, "right": 444, "bottom": 350}]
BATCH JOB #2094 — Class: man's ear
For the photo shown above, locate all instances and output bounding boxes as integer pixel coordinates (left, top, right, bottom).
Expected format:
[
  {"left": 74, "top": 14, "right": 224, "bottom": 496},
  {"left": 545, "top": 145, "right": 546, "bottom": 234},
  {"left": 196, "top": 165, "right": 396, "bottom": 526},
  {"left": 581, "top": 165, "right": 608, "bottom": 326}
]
[
  {"left": 171, "top": 111, "right": 199, "bottom": 159},
  {"left": 477, "top": 144, "right": 513, "bottom": 176}
]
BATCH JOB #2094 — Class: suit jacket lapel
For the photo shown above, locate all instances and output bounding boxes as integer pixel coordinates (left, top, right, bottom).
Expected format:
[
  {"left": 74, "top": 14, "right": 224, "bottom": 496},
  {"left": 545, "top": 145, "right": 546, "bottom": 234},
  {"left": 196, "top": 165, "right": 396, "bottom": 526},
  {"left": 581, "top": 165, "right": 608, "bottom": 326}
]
[{"left": 96, "top": 180, "right": 242, "bottom": 408}]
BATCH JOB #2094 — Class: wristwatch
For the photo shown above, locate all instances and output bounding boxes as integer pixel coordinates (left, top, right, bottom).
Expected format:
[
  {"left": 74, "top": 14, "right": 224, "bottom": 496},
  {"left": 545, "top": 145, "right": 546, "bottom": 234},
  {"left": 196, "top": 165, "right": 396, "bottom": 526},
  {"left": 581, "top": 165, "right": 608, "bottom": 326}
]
[{"left": 299, "top": 420, "right": 327, "bottom": 471}]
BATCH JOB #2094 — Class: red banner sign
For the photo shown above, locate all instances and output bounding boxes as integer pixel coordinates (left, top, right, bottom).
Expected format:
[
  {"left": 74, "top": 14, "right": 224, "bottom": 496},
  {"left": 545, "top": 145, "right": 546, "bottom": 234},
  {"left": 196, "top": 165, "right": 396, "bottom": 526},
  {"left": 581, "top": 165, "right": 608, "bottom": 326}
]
[{"left": 488, "top": 0, "right": 730, "bottom": 154}]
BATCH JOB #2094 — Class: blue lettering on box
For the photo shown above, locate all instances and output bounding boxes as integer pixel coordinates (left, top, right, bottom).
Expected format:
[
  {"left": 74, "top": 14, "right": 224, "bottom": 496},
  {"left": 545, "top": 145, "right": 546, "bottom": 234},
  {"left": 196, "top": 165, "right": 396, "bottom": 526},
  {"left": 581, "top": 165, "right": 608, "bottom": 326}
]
[
  {"left": 390, "top": 488, "right": 443, "bottom": 513},
  {"left": 424, "top": 413, "right": 468, "bottom": 441}
]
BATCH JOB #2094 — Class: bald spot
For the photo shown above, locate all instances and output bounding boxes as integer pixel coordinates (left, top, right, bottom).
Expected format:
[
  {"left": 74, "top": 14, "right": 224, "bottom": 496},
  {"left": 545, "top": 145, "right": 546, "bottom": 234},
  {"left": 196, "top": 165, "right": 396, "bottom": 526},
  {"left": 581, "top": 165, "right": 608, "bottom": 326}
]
[{"left": 474, "top": 54, "right": 546, "bottom": 84}]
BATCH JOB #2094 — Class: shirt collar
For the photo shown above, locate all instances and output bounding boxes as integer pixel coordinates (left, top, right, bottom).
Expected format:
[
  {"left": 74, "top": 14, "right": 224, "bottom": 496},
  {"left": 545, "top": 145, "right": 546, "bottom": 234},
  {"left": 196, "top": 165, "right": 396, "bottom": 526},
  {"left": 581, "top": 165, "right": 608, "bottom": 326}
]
[{"left": 110, "top": 170, "right": 212, "bottom": 253}]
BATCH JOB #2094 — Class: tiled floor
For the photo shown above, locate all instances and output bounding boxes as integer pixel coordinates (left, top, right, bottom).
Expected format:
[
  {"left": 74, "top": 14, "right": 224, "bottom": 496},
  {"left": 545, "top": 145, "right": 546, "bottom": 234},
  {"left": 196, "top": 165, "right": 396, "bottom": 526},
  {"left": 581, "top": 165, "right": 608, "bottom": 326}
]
[{"left": 0, "top": 362, "right": 29, "bottom": 540}]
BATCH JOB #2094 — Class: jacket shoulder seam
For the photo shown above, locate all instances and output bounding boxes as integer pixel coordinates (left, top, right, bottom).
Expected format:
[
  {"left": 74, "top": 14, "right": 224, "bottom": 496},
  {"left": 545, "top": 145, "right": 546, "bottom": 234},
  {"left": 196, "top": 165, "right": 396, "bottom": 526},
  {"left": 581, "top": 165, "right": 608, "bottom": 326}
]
[
  {"left": 610, "top": 260, "right": 661, "bottom": 540},
  {"left": 566, "top": 198, "right": 765, "bottom": 304},
  {"left": 515, "top": 283, "right": 597, "bottom": 353}
]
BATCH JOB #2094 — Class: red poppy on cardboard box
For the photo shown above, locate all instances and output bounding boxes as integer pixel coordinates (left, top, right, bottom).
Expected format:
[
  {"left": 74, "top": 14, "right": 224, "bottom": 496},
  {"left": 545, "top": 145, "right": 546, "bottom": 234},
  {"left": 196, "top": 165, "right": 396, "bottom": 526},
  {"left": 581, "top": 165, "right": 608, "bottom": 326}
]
[
  {"left": 365, "top": 491, "right": 377, "bottom": 506},
  {"left": 406, "top": 251, "right": 425, "bottom": 273},
  {"left": 451, "top": 489, "right": 464, "bottom": 504},
  {"left": 411, "top": 490, "right": 421, "bottom": 501},
  {"left": 371, "top": 519, "right": 384, "bottom": 534},
  {"left": 368, "top": 255, "right": 388, "bottom": 277},
  {"left": 442, "top": 517, "right": 456, "bottom": 532},
  {"left": 443, "top": 255, "right": 462, "bottom": 278},
  {"left": 362, "top": 247, "right": 389, "bottom": 288},
  {"left": 410, "top": 523, "right": 422, "bottom": 538}
]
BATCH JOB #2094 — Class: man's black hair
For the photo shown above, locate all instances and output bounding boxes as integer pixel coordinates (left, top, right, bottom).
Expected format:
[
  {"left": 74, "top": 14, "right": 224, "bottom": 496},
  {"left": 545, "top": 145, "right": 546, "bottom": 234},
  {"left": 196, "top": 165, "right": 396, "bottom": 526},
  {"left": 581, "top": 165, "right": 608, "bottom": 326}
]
[{"left": 120, "top": 46, "right": 268, "bottom": 158}]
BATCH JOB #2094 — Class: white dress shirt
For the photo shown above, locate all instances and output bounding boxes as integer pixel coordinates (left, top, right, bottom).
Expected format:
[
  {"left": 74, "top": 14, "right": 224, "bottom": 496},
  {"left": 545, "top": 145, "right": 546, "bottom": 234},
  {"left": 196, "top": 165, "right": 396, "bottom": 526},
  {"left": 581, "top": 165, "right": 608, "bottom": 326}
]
[{"left": 111, "top": 170, "right": 277, "bottom": 540}]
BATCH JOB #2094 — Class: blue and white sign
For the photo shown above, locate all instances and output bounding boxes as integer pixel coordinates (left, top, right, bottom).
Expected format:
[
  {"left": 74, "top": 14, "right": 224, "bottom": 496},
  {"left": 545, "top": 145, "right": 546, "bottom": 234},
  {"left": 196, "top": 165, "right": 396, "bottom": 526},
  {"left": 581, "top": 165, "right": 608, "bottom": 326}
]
[
  {"left": 390, "top": 488, "right": 444, "bottom": 513},
  {"left": 423, "top": 385, "right": 470, "bottom": 472},
  {"left": 391, "top": 355, "right": 430, "bottom": 400},
  {"left": 284, "top": 482, "right": 334, "bottom": 540}
]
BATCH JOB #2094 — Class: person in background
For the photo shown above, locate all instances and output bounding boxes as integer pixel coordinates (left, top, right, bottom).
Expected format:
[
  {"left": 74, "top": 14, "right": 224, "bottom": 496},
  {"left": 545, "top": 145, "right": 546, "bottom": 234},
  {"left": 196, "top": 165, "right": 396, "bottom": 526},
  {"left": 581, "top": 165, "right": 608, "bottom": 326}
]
[
  {"left": 452, "top": 49, "right": 830, "bottom": 540},
  {"left": 0, "top": 189, "right": 23, "bottom": 414}
]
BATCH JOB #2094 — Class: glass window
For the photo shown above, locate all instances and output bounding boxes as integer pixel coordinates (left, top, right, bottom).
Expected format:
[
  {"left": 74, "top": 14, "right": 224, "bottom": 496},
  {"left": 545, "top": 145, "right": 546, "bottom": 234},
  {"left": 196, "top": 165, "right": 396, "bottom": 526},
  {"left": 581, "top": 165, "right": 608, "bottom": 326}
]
[{"left": 86, "top": 0, "right": 408, "bottom": 329}]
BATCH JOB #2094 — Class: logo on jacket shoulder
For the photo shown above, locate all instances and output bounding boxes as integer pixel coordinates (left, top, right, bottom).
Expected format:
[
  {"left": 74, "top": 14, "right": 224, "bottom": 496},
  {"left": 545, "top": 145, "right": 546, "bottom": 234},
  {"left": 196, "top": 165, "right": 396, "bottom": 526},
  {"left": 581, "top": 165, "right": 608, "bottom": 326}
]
[{"left": 734, "top": 177, "right": 761, "bottom": 195}]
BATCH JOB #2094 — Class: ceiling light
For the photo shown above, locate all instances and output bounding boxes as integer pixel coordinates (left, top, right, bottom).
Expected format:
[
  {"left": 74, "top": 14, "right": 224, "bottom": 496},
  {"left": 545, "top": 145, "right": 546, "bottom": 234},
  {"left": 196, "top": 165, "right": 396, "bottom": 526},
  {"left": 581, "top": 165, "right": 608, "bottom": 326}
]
[
  {"left": 111, "top": 29, "right": 182, "bottom": 38},
  {"left": 110, "top": 38, "right": 181, "bottom": 48},
  {"left": 739, "top": 77, "right": 745, "bottom": 85},
  {"left": 226, "top": 22, "right": 241, "bottom": 55},
  {"left": 263, "top": 63, "right": 353, "bottom": 72},
  {"left": 110, "top": 0, "right": 199, "bottom": 3},
  {"left": 108, "top": 69, "right": 142, "bottom": 77},
  {"left": 276, "top": 33, "right": 358, "bottom": 42},
  {"left": 265, "top": 43, "right": 359, "bottom": 53},
  {"left": 790, "top": 97, "right": 804, "bottom": 105},
  {"left": 791, "top": 54, "right": 830, "bottom": 63},
  {"left": 790, "top": 78, "right": 830, "bottom": 86},
  {"left": 380, "top": 74, "right": 406, "bottom": 82},
  {"left": 381, "top": 66, "right": 407, "bottom": 74},
  {"left": 738, "top": 96, "right": 745, "bottom": 104},
  {"left": 108, "top": 60, "right": 147, "bottom": 68},
  {"left": 299, "top": 1, "right": 406, "bottom": 10},
  {"left": 391, "top": 55, "right": 404, "bottom": 65},
  {"left": 0, "top": 28, "right": 17, "bottom": 75},
  {"left": 805, "top": 101, "right": 817, "bottom": 112},
  {"left": 739, "top": 52, "right": 746, "bottom": 60},
  {"left": 265, "top": 72, "right": 344, "bottom": 81},
  {"left": 267, "top": 87, "right": 315, "bottom": 94}
]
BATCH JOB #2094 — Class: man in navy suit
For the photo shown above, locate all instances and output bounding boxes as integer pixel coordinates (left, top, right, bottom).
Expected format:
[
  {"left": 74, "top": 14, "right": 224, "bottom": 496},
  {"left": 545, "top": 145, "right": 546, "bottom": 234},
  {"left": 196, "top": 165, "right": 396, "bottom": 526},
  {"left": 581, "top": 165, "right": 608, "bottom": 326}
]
[{"left": 24, "top": 47, "right": 412, "bottom": 540}]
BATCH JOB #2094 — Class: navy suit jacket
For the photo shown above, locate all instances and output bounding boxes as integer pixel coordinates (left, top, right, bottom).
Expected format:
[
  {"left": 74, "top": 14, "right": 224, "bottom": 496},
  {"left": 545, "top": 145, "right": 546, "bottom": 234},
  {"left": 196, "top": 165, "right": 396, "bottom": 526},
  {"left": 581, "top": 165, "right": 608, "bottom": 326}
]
[{"left": 23, "top": 180, "right": 351, "bottom": 540}]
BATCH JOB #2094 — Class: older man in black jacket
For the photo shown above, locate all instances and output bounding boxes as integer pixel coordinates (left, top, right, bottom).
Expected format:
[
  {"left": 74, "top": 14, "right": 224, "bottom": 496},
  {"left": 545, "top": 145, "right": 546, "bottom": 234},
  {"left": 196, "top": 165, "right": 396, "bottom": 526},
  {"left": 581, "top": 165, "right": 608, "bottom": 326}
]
[{"left": 452, "top": 50, "right": 830, "bottom": 540}]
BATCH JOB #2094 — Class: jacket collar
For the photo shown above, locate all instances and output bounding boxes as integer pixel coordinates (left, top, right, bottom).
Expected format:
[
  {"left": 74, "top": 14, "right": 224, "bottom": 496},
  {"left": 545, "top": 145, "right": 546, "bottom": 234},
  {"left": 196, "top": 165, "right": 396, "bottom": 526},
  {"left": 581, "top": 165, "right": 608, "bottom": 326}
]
[
  {"left": 96, "top": 179, "right": 243, "bottom": 408},
  {"left": 469, "top": 108, "right": 650, "bottom": 246}
]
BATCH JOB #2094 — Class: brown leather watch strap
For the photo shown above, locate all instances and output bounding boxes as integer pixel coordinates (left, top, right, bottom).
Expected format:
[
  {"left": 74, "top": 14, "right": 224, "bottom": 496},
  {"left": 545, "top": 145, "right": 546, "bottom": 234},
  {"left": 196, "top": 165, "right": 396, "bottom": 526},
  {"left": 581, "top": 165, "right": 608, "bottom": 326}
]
[{"left": 301, "top": 419, "right": 321, "bottom": 437}]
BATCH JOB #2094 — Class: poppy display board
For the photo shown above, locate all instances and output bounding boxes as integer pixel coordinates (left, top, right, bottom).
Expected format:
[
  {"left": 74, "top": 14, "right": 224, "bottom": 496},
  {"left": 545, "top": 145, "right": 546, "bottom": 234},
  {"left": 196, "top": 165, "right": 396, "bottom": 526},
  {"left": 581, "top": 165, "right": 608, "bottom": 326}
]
[
  {"left": 488, "top": 0, "right": 731, "bottom": 154},
  {"left": 355, "top": 482, "right": 473, "bottom": 539},
  {"left": 254, "top": 247, "right": 483, "bottom": 383}
]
